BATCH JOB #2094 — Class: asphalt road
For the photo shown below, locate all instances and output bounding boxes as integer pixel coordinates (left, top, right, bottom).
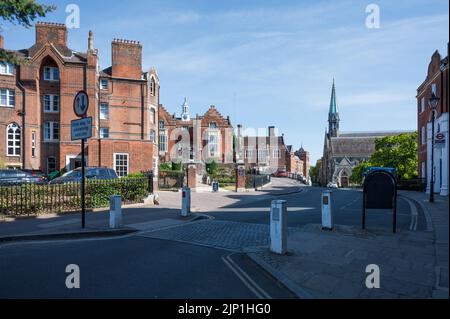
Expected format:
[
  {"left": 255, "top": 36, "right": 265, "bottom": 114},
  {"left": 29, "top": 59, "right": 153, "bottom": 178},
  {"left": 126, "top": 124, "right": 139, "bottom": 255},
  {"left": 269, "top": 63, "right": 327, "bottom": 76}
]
[
  {"left": 0, "top": 184, "right": 422, "bottom": 298},
  {"left": 209, "top": 186, "right": 426, "bottom": 232}
]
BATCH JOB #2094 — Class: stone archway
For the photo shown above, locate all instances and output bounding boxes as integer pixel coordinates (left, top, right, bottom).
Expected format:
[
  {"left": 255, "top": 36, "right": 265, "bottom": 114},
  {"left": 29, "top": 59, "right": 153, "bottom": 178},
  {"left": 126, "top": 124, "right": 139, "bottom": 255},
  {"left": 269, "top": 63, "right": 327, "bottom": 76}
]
[{"left": 340, "top": 171, "right": 349, "bottom": 188}]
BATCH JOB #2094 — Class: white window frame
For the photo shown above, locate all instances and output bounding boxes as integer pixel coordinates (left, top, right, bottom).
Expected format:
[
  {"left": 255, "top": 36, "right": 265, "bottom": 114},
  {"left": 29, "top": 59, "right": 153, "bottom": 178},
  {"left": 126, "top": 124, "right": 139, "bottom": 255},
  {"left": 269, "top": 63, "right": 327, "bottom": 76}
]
[
  {"left": 0, "top": 89, "right": 15, "bottom": 107},
  {"left": 421, "top": 162, "right": 426, "bottom": 178},
  {"left": 99, "top": 127, "right": 109, "bottom": 139},
  {"left": 114, "top": 153, "right": 129, "bottom": 177},
  {"left": 43, "top": 94, "right": 60, "bottom": 113},
  {"left": 150, "top": 129, "right": 156, "bottom": 143},
  {"left": 44, "top": 122, "right": 59, "bottom": 141},
  {"left": 421, "top": 97, "right": 425, "bottom": 113},
  {"left": 0, "top": 62, "right": 14, "bottom": 75},
  {"left": 31, "top": 131, "right": 36, "bottom": 158},
  {"left": 100, "top": 103, "right": 109, "bottom": 120},
  {"left": 208, "top": 133, "right": 219, "bottom": 157},
  {"left": 159, "top": 132, "right": 168, "bottom": 152},
  {"left": 43, "top": 66, "right": 59, "bottom": 81},
  {"left": 273, "top": 149, "right": 281, "bottom": 159},
  {"left": 150, "top": 77, "right": 156, "bottom": 96},
  {"left": 432, "top": 83, "right": 437, "bottom": 95},
  {"left": 100, "top": 79, "right": 109, "bottom": 90},
  {"left": 6, "top": 123, "right": 20, "bottom": 157}
]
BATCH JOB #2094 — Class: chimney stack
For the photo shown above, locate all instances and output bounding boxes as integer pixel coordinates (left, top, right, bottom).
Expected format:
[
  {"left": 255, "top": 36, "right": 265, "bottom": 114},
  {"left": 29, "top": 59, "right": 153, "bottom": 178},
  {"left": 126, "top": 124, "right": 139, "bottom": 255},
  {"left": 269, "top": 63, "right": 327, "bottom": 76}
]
[
  {"left": 268, "top": 126, "right": 276, "bottom": 137},
  {"left": 88, "top": 30, "right": 94, "bottom": 51},
  {"left": 111, "top": 38, "right": 142, "bottom": 79},
  {"left": 0, "top": 34, "right": 4, "bottom": 49},
  {"left": 35, "top": 22, "right": 67, "bottom": 46}
]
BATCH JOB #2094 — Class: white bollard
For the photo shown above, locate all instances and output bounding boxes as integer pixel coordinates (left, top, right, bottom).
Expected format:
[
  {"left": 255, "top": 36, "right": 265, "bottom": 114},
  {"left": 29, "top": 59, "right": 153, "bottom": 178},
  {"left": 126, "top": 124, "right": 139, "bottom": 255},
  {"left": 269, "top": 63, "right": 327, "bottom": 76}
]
[
  {"left": 181, "top": 187, "right": 191, "bottom": 217},
  {"left": 109, "top": 195, "right": 122, "bottom": 229},
  {"left": 270, "top": 200, "right": 288, "bottom": 255},
  {"left": 321, "top": 191, "right": 334, "bottom": 230}
]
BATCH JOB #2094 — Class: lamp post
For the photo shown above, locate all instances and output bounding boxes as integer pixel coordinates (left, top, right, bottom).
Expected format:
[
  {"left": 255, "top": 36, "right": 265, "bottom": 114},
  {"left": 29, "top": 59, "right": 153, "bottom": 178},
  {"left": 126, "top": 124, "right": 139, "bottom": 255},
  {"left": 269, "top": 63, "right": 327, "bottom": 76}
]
[{"left": 429, "top": 91, "right": 440, "bottom": 203}]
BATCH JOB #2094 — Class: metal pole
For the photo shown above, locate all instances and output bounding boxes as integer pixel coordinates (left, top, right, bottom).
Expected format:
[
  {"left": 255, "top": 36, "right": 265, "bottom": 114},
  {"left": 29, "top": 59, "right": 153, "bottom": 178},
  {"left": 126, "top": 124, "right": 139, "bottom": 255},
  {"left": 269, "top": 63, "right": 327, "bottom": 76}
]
[
  {"left": 430, "top": 111, "right": 435, "bottom": 203},
  {"left": 81, "top": 139, "right": 86, "bottom": 228}
]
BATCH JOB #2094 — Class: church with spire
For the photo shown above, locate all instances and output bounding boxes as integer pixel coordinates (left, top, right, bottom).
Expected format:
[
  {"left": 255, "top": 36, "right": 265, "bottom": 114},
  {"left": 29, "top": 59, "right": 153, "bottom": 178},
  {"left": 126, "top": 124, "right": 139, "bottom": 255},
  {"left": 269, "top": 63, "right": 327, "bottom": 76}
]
[{"left": 319, "top": 80, "right": 413, "bottom": 187}]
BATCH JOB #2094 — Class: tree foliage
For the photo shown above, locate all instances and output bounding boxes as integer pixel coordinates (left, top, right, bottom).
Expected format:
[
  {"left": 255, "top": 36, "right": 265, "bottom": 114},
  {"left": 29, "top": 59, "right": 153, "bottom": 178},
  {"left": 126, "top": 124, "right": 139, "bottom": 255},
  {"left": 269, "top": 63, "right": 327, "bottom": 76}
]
[
  {"left": 0, "top": 0, "right": 55, "bottom": 64},
  {"left": 309, "top": 165, "right": 319, "bottom": 183},
  {"left": 350, "top": 132, "right": 418, "bottom": 185}
]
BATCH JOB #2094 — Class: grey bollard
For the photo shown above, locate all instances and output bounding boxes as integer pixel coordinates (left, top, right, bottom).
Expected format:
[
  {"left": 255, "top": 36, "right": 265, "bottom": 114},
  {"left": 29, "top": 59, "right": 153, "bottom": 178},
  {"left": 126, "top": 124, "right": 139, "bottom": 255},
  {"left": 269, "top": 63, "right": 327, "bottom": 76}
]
[
  {"left": 321, "top": 191, "right": 334, "bottom": 230},
  {"left": 270, "top": 200, "right": 288, "bottom": 255},
  {"left": 109, "top": 195, "right": 122, "bottom": 229},
  {"left": 181, "top": 187, "right": 191, "bottom": 217}
]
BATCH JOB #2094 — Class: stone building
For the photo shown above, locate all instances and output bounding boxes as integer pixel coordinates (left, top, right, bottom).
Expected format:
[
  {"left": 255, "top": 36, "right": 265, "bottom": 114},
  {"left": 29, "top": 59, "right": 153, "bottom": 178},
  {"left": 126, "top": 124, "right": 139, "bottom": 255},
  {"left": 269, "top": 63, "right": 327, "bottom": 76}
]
[
  {"left": 158, "top": 99, "right": 233, "bottom": 165},
  {"left": 319, "top": 80, "right": 412, "bottom": 187},
  {"left": 0, "top": 23, "right": 158, "bottom": 176},
  {"left": 417, "top": 45, "right": 448, "bottom": 196}
]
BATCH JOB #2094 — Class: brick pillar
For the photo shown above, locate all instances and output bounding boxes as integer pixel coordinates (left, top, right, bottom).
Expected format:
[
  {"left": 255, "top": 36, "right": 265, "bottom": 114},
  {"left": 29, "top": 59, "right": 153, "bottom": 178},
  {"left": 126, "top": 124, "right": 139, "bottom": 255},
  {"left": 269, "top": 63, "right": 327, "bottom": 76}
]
[
  {"left": 187, "top": 163, "right": 197, "bottom": 191},
  {"left": 236, "top": 162, "right": 246, "bottom": 192}
]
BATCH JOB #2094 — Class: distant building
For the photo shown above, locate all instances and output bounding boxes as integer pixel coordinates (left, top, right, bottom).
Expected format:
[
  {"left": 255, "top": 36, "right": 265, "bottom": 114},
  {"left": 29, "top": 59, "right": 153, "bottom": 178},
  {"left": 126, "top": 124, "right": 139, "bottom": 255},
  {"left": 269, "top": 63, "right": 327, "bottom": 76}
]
[
  {"left": 158, "top": 101, "right": 233, "bottom": 164},
  {"left": 319, "top": 80, "right": 414, "bottom": 187},
  {"left": 417, "top": 45, "right": 449, "bottom": 196},
  {"left": 286, "top": 145, "right": 304, "bottom": 175}
]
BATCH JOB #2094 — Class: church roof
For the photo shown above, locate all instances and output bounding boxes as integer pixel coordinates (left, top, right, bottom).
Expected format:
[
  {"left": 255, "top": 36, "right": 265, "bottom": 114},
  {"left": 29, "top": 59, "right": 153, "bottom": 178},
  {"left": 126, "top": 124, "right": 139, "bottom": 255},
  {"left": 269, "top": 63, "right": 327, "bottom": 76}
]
[{"left": 330, "top": 130, "right": 414, "bottom": 157}]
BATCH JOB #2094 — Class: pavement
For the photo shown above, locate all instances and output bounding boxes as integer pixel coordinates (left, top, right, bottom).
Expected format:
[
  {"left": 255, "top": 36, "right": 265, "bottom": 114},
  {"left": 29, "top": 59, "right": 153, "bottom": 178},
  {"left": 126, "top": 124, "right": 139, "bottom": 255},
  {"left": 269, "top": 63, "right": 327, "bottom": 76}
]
[{"left": 246, "top": 191, "right": 449, "bottom": 299}]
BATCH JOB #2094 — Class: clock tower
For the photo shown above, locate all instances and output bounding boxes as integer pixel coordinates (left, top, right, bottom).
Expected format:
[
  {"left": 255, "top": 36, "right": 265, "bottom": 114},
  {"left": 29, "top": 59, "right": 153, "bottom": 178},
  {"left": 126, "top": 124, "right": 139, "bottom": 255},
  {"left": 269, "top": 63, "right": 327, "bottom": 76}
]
[{"left": 181, "top": 97, "right": 190, "bottom": 122}]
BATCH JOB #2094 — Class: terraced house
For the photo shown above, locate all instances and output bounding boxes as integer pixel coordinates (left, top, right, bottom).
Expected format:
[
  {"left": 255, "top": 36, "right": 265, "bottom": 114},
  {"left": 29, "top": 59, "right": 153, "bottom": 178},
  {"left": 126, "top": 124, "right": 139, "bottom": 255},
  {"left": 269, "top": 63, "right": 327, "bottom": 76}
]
[{"left": 0, "top": 22, "right": 159, "bottom": 176}]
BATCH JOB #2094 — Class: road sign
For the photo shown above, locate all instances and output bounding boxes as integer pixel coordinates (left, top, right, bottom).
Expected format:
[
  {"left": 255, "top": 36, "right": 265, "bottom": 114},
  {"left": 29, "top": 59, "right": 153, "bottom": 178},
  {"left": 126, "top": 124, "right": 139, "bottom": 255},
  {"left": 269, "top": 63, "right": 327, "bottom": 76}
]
[
  {"left": 435, "top": 132, "right": 446, "bottom": 145},
  {"left": 71, "top": 117, "right": 92, "bottom": 141},
  {"left": 73, "top": 91, "right": 89, "bottom": 117}
]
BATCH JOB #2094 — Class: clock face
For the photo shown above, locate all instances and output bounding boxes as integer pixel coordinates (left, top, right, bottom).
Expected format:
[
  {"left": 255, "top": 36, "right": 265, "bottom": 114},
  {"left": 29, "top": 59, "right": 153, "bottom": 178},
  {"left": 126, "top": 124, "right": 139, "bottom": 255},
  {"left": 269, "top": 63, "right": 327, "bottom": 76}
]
[{"left": 183, "top": 115, "right": 188, "bottom": 120}]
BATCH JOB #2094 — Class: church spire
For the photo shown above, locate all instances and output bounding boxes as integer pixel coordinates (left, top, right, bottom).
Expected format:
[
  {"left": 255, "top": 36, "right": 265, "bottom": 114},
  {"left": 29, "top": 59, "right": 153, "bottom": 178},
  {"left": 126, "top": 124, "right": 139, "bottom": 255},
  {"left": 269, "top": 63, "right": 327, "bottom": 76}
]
[
  {"left": 328, "top": 78, "right": 340, "bottom": 137},
  {"left": 181, "top": 97, "right": 190, "bottom": 121}
]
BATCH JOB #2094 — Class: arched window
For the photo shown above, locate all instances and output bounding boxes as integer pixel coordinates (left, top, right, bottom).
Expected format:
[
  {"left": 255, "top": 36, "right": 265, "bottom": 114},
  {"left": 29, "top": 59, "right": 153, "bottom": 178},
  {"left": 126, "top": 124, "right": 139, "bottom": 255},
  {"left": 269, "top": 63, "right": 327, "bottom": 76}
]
[
  {"left": 150, "top": 77, "right": 156, "bottom": 96},
  {"left": 6, "top": 123, "right": 21, "bottom": 156}
]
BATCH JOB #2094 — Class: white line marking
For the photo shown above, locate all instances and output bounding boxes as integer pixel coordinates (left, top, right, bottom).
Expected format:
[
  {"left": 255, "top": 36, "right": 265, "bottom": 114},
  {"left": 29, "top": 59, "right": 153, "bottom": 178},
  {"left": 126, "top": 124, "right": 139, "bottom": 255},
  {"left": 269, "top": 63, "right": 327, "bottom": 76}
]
[
  {"left": 222, "top": 256, "right": 264, "bottom": 299},
  {"left": 403, "top": 197, "right": 418, "bottom": 231}
]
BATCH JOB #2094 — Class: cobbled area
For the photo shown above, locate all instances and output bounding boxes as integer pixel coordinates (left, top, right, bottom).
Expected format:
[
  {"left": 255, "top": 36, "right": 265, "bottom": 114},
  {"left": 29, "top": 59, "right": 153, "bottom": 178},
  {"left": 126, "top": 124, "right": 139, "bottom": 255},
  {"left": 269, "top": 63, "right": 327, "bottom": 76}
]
[{"left": 139, "top": 219, "right": 300, "bottom": 251}]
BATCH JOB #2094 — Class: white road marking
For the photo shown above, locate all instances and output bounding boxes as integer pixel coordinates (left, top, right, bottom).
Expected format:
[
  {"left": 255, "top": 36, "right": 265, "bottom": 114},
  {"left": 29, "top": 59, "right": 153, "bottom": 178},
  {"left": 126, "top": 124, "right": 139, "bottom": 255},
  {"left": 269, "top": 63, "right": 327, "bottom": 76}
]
[
  {"left": 221, "top": 253, "right": 272, "bottom": 299},
  {"left": 403, "top": 197, "right": 418, "bottom": 231}
]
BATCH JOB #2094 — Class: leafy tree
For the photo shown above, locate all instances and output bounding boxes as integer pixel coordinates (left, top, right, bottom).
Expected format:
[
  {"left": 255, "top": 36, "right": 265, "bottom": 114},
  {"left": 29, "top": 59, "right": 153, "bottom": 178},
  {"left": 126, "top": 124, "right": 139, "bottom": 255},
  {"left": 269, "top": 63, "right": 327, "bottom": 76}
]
[
  {"left": 171, "top": 161, "right": 182, "bottom": 171},
  {"left": 206, "top": 160, "right": 218, "bottom": 177},
  {"left": 350, "top": 132, "right": 418, "bottom": 185},
  {"left": 0, "top": 0, "right": 55, "bottom": 64},
  {"left": 309, "top": 165, "right": 318, "bottom": 183}
]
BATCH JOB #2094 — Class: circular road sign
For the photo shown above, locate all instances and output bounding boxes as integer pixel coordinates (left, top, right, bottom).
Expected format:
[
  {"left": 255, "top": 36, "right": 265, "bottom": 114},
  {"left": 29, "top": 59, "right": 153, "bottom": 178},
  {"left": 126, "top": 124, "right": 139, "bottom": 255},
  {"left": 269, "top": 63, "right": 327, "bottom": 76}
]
[
  {"left": 436, "top": 133, "right": 445, "bottom": 140},
  {"left": 73, "top": 91, "right": 89, "bottom": 117}
]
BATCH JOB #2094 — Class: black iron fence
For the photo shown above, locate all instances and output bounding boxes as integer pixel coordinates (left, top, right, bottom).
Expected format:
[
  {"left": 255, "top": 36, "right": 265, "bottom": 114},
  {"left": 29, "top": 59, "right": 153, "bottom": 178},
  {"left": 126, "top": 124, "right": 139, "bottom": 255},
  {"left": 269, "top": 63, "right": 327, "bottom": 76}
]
[
  {"left": 0, "top": 177, "right": 150, "bottom": 217},
  {"left": 246, "top": 174, "right": 271, "bottom": 189},
  {"left": 158, "top": 170, "right": 185, "bottom": 190}
]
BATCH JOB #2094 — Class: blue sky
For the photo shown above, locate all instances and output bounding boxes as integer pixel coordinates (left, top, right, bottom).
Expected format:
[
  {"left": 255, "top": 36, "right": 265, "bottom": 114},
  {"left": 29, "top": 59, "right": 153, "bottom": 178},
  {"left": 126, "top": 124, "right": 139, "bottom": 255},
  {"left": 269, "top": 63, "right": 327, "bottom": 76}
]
[{"left": 2, "top": 0, "right": 449, "bottom": 163}]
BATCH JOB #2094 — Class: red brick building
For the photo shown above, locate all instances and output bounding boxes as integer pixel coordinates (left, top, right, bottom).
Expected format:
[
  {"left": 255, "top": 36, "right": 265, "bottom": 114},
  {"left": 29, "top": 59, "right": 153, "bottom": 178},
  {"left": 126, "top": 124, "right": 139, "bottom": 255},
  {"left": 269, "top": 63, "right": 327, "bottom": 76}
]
[
  {"left": 158, "top": 100, "right": 233, "bottom": 164},
  {"left": 0, "top": 23, "right": 158, "bottom": 176},
  {"left": 417, "top": 45, "right": 449, "bottom": 196}
]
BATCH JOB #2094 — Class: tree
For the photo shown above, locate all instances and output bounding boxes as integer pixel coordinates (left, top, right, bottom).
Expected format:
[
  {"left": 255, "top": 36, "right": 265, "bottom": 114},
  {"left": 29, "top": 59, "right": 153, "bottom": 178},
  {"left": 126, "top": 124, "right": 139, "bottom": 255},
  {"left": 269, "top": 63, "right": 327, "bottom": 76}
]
[
  {"left": 350, "top": 132, "right": 418, "bottom": 185},
  {"left": 309, "top": 165, "right": 319, "bottom": 183},
  {"left": 206, "top": 160, "right": 218, "bottom": 177},
  {"left": 370, "top": 132, "right": 418, "bottom": 180},
  {"left": 0, "top": 0, "right": 55, "bottom": 64}
]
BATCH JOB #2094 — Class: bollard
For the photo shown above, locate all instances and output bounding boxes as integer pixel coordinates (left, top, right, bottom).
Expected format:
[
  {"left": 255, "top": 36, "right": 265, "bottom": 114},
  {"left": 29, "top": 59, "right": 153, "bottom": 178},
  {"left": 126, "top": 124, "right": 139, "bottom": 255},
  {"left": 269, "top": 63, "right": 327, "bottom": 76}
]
[
  {"left": 181, "top": 187, "right": 191, "bottom": 217},
  {"left": 270, "top": 200, "right": 288, "bottom": 255},
  {"left": 109, "top": 195, "right": 122, "bottom": 229},
  {"left": 321, "top": 191, "right": 333, "bottom": 230}
]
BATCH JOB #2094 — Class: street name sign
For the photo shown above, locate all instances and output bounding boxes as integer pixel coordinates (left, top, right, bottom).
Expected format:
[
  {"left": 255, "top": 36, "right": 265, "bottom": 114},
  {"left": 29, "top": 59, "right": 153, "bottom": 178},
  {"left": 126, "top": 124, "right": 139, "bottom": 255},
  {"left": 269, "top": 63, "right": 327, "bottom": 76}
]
[{"left": 71, "top": 117, "right": 92, "bottom": 141}]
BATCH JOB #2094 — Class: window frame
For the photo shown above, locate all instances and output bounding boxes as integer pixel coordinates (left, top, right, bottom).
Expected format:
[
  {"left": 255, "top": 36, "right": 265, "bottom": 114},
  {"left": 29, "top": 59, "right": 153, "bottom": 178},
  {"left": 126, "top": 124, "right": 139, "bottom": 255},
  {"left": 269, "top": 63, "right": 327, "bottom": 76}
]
[
  {"left": 47, "top": 157, "right": 57, "bottom": 175},
  {"left": 44, "top": 122, "right": 60, "bottom": 141},
  {"left": 114, "top": 153, "right": 129, "bottom": 178},
  {"left": 0, "top": 62, "right": 14, "bottom": 75},
  {"left": 99, "top": 127, "right": 109, "bottom": 139},
  {"left": 0, "top": 89, "right": 15, "bottom": 107},
  {"left": 6, "top": 123, "right": 21, "bottom": 157},
  {"left": 43, "top": 94, "right": 60, "bottom": 113},
  {"left": 150, "top": 129, "right": 156, "bottom": 143},
  {"left": 100, "top": 103, "right": 109, "bottom": 120},
  {"left": 43, "top": 66, "right": 60, "bottom": 81},
  {"left": 100, "top": 79, "right": 109, "bottom": 90},
  {"left": 31, "top": 131, "right": 36, "bottom": 158},
  {"left": 159, "top": 133, "right": 168, "bottom": 152}
]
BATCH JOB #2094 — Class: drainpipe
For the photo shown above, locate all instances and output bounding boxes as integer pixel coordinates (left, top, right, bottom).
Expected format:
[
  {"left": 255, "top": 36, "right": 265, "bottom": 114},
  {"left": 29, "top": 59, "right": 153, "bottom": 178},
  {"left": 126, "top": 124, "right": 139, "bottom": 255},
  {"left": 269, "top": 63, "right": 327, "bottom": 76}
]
[
  {"left": 141, "top": 83, "right": 145, "bottom": 140},
  {"left": 17, "top": 67, "right": 26, "bottom": 169}
]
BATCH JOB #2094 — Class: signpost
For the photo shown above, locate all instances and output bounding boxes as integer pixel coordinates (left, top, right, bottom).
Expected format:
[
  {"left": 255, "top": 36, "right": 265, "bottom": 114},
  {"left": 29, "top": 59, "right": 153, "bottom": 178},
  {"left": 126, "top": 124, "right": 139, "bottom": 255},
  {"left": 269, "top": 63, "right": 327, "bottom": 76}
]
[
  {"left": 362, "top": 168, "right": 398, "bottom": 233},
  {"left": 72, "top": 91, "right": 90, "bottom": 228},
  {"left": 435, "top": 132, "right": 446, "bottom": 146}
]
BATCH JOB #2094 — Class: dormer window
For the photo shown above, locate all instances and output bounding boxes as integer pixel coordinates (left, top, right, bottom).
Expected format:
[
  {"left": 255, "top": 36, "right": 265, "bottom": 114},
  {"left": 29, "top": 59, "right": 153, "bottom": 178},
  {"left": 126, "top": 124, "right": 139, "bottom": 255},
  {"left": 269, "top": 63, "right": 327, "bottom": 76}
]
[
  {"left": 0, "top": 62, "right": 14, "bottom": 75},
  {"left": 209, "top": 122, "right": 217, "bottom": 129},
  {"left": 100, "top": 79, "right": 109, "bottom": 90},
  {"left": 43, "top": 66, "right": 59, "bottom": 81}
]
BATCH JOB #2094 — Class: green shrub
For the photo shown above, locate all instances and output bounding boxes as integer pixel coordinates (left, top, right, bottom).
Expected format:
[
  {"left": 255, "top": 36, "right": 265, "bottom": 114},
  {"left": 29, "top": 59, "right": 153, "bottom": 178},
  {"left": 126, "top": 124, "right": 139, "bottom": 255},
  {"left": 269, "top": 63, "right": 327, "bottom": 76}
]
[{"left": 160, "top": 162, "right": 172, "bottom": 171}]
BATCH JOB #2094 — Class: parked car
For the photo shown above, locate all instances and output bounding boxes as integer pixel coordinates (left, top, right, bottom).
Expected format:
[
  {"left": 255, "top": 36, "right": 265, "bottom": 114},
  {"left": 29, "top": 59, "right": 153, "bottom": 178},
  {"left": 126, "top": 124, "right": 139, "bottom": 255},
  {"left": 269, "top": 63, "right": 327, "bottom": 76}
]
[
  {"left": 49, "top": 167, "right": 118, "bottom": 184},
  {"left": 327, "top": 182, "right": 339, "bottom": 189},
  {"left": 273, "top": 170, "right": 288, "bottom": 178},
  {"left": 21, "top": 169, "right": 47, "bottom": 181},
  {"left": 0, "top": 169, "right": 45, "bottom": 185}
]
